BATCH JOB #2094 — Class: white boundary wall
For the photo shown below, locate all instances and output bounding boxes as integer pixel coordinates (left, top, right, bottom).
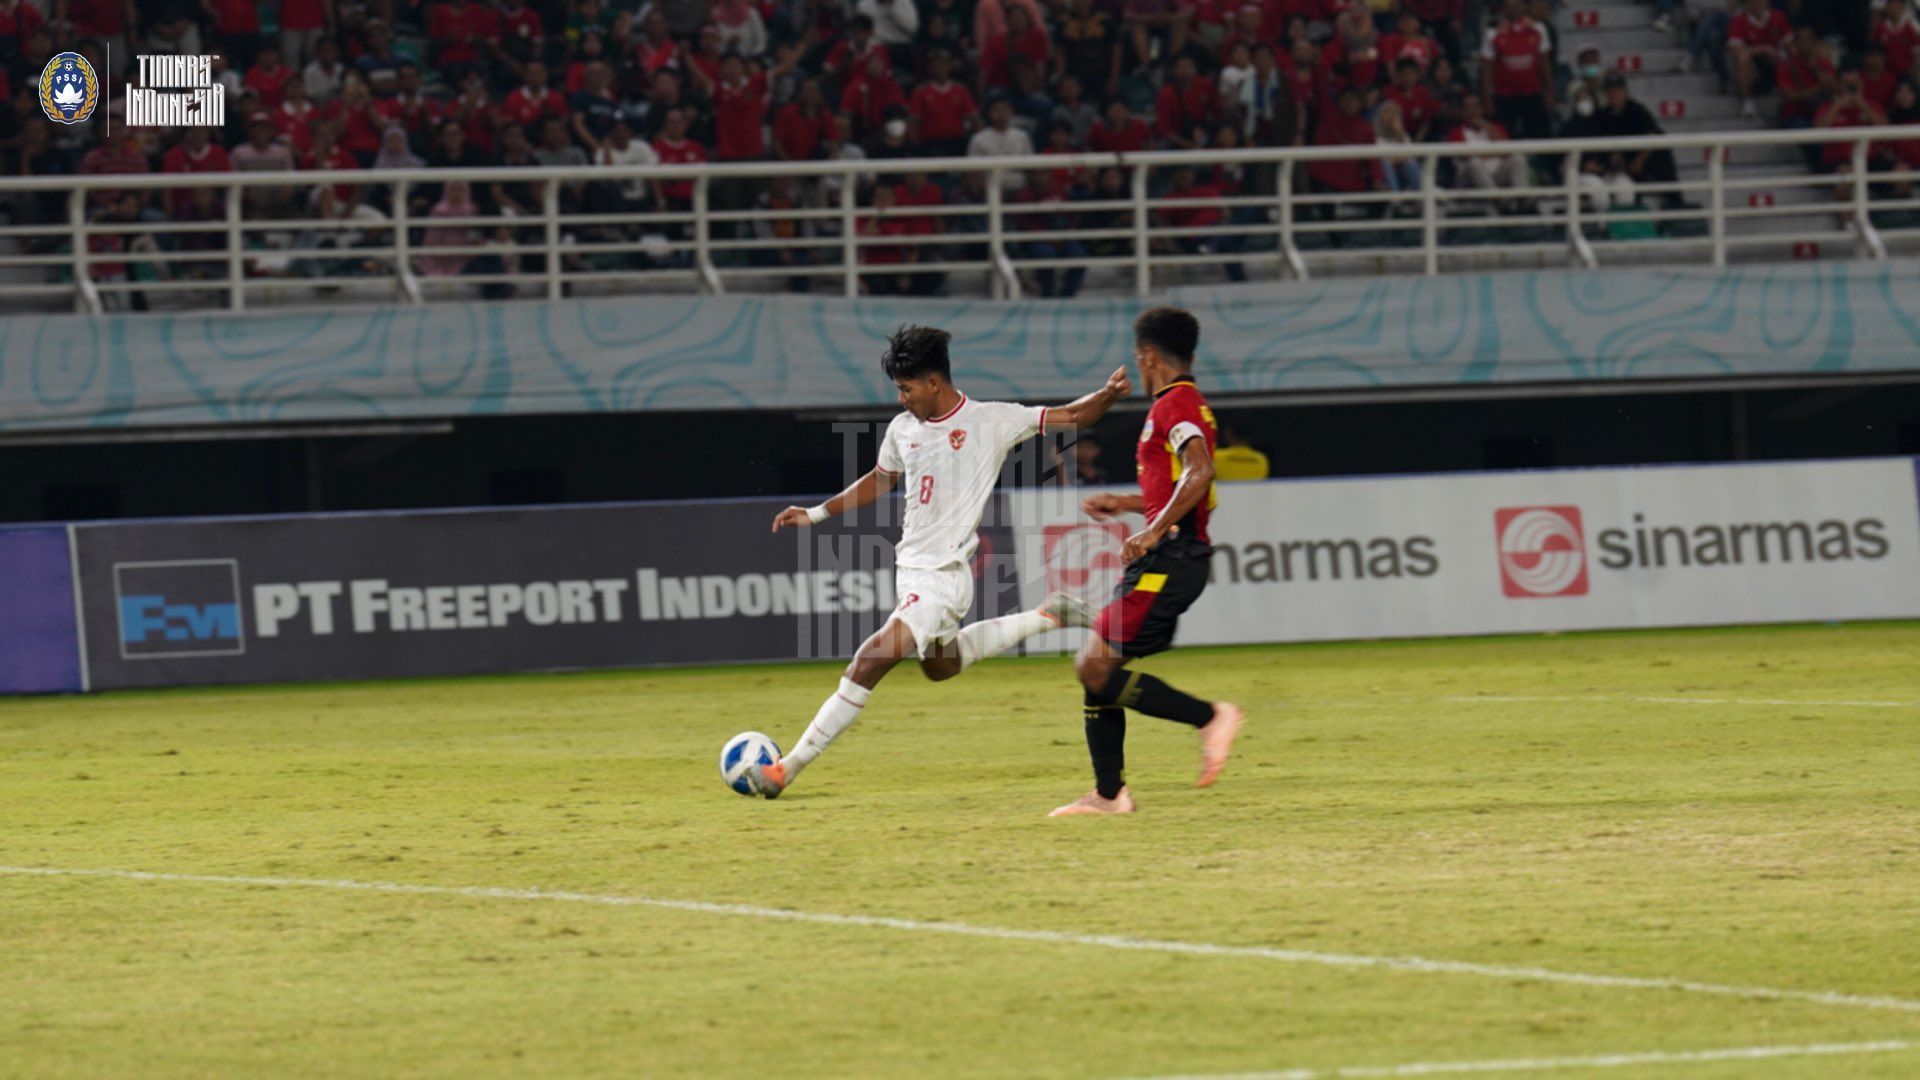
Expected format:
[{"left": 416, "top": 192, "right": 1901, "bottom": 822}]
[{"left": 1010, "top": 458, "right": 1920, "bottom": 651}]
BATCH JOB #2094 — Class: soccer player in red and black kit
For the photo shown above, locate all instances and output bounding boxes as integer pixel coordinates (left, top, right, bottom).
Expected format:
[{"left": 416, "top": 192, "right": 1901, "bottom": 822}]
[{"left": 1052, "top": 307, "right": 1244, "bottom": 817}]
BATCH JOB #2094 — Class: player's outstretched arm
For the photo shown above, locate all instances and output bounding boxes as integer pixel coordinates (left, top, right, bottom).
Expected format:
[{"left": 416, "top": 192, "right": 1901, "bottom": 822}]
[
  {"left": 771, "top": 466, "right": 902, "bottom": 532},
  {"left": 1122, "top": 437, "right": 1215, "bottom": 561},
  {"left": 1082, "top": 492, "right": 1147, "bottom": 519},
  {"left": 1042, "top": 366, "right": 1132, "bottom": 431}
]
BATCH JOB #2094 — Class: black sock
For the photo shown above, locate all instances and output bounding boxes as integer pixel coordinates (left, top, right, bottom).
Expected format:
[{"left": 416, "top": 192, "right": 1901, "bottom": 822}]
[
  {"left": 1097, "top": 668, "right": 1212, "bottom": 727},
  {"left": 1083, "top": 689, "right": 1127, "bottom": 799}
]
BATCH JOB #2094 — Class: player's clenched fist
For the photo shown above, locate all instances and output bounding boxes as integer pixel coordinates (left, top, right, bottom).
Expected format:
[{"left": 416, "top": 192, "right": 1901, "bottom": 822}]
[
  {"left": 1120, "top": 528, "right": 1160, "bottom": 563},
  {"left": 771, "top": 506, "right": 814, "bottom": 532},
  {"left": 1081, "top": 493, "right": 1128, "bottom": 520},
  {"left": 1105, "top": 365, "right": 1133, "bottom": 400}
]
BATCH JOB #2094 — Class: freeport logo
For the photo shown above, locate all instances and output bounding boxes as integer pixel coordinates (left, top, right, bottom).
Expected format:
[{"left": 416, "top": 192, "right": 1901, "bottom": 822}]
[
  {"left": 1495, "top": 506, "right": 1589, "bottom": 598},
  {"left": 114, "top": 559, "right": 245, "bottom": 658}
]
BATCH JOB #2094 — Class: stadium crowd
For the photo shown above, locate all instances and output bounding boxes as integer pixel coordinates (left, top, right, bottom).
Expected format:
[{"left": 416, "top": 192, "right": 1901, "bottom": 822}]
[{"left": 0, "top": 0, "right": 1911, "bottom": 299}]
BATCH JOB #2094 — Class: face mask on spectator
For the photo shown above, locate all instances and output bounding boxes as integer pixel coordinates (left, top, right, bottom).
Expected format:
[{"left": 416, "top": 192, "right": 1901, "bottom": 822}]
[
  {"left": 1575, "top": 98, "right": 1594, "bottom": 117},
  {"left": 1580, "top": 63, "right": 1601, "bottom": 79}
]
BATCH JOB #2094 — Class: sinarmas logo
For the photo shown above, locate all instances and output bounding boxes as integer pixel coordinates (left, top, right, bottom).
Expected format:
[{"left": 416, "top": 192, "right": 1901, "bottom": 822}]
[
  {"left": 39, "top": 52, "right": 99, "bottom": 125},
  {"left": 1495, "top": 506, "right": 1590, "bottom": 598}
]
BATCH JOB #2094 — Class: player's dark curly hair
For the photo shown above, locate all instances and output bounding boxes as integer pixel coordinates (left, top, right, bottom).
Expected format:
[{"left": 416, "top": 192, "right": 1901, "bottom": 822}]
[
  {"left": 1134, "top": 307, "right": 1199, "bottom": 366},
  {"left": 881, "top": 325, "right": 952, "bottom": 382}
]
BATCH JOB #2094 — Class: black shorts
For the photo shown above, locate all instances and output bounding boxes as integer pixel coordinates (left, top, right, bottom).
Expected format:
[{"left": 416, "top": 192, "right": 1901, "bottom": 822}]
[{"left": 1093, "top": 536, "right": 1212, "bottom": 659}]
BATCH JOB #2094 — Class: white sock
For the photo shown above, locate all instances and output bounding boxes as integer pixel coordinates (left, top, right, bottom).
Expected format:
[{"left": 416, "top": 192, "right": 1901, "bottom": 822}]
[
  {"left": 783, "top": 677, "right": 870, "bottom": 779},
  {"left": 955, "top": 610, "right": 1055, "bottom": 672}
]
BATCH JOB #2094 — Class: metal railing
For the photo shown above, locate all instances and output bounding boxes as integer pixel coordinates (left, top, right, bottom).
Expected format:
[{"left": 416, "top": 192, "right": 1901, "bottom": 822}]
[{"left": 2, "top": 126, "right": 1917, "bottom": 314}]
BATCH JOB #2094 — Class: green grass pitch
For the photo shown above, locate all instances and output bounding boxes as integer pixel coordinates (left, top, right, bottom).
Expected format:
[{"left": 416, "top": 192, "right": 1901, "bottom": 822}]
[{"left": 4, "top": 623, "right": 1919, "bottom": 1078}]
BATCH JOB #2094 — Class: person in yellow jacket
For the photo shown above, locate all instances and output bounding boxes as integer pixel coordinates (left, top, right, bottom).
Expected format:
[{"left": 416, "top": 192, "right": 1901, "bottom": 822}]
[{"left": 1212, "top": 424, "right": 1270, "bottom": 482}]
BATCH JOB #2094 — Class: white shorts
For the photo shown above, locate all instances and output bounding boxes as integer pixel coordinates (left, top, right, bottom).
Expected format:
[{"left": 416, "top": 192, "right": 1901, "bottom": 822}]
[{"left": 891, "top": 565, "right": 974, "bottom": 658}]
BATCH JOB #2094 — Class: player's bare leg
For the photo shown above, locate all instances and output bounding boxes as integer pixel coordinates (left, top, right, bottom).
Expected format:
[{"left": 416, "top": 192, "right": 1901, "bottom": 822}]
[
  {"left": 1068, "top": 634, "right": 1243, "bottom": 801},
  {"left": 747, "top": 618, "right": 917, "bottom": 798},
  {"left": 920, "top": 592, "right": 1094, "bottom": 683}
]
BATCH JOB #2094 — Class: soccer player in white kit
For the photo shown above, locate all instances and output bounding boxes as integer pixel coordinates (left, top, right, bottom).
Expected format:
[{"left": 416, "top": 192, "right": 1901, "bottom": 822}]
[{"left": 747, "top": 325, "right": 1133, "bottom": 798}]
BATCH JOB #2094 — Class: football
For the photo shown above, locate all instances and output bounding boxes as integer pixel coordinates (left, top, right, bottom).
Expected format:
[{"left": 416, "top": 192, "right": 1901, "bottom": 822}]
[{"left": 719, "top": 731, "right": 782, "bottom": 796}]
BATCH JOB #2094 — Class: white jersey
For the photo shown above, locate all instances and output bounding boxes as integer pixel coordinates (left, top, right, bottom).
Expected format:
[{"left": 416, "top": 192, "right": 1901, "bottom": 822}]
[{"left": 876, "top": 395, "right": 1048, "bottom": 571}]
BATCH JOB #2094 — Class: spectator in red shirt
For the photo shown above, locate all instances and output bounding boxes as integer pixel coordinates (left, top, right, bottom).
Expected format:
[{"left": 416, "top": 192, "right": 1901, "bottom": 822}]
[
  {"left": 824, "top": 15, "right": 887, "bottom": 82},
  {"left": 1873, "top": 0, "right": 1920, "bottom": 81},
  {"left": 1447, "top": 93, "right": 1529, "bottom": 206},
  {"left": 1403, "top": 0, "right": 1463, "bottom": 65},
  {"left": 446, "top": 69, "right": 500, "bottom": 156},
  {"left": 685, "top": 24, "right": 727, "bottom": 88},
  {"left": 502, "top": 61, "right": 569, "bottom": 130},
  {"left": 974, "top": 0, "right": 1049, "bottom": 63},
  {"left": 890, "top": 170, "right": 946, "bottom": 293},
  {"left": 1384, "top": 58, "right": 1438, "bottom": 141},
  {"left": 1161, "top": 163, "right": 1246, "bottom": 281},
  {"left": 857, "top": 183, "right": 914, "bottom": 293},
  {"left": 1284, "top": 37, "right": 1330, "bottom": 128},
  {"left": 492, "top": 0, "right": 546, "bottom": 67},
  {"left": 1728, "top": 0, "right": 1790, "bottom": 118},
  {"left": 775, "top": 78, "right": 831, "bottom": 160},
  {"left": 277, "top": 0, "right": 332, "bottom": 72},
  {"left": 980, "top": 3, "right": 1049, "bottom": 94},
  {"left": 428, "top": 0, "right": 482, "bottom": 73},
  {"left": 1088, "top": 99, "right": 1151, "bottom": 152},
  {"left": 1860, "top": 47, "right": 1898, "bottom": 115},
  {"left": 841, "top": 51, "right": 906, "bottom": 137},
  {"left": 1777, "top": 26, "right": 1835, "bottom": 135},
  {"left": 1815, "top": 70, "right": 1888, "bottom": 174},
  {"left": 1380, "top": 10, "right": 1439, "bottom": 75},
  {"left": 205, "top": 0, "right": 264, "bottom": 68},
  {"left": 706, "top": 55, "right": 769, "bottom": 161},
  {"left": 274, "top": 76, "right": 321, "bottom": 156},
  {"left": 244, "top": 46, "right": 297, "bottom": 109},
  {"left": 652, "top": 108, "right": 708, "bottom": 208},
  {"left": 632, "top": 11, "right": 681, "bottom": 79},
  {"left": 302, "top": 119, "right": 365, "bottom": 212},
  {"left": 1155, "top": 54, "right": 1220, "bottom": 149},
  {"left": 909, "top": 49, "right": 978, "bottom": 156},
  {"left": 329, "top": 75, "right": 386, "bottom": 165},
  {"left": 159, "top": 128, "right": 233, "bottom": 217},
  {"left": 1887, "top": 82, "right": 1920, "bottom": 179},
  {"left": 1307, "top": 86, "right": 1381, "bottom": 201},
  {"left": 378, "top": 62, "right": 437, "bottom": 141},
  {"left": 1480, "top": 0, "right": 1553, "bottom": 140},
  {"left": 80, "top": 128, "right": 151, "bottom": 215},
  {"left": 1324, "top": 3, "right": 1385, "bottom": 100}
]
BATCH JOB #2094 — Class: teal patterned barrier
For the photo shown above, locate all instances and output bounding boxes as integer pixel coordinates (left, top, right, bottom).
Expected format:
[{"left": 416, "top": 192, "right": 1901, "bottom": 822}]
[{"left": 6, "top": 260, "right": 1920, "bottom": 431}]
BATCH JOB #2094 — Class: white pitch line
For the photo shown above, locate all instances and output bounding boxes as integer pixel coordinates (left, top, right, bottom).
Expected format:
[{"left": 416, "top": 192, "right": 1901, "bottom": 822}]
[
  {"left": 1127, "top": 1038, "right": 1919, "bottom": 1080},
  {"left": 5, "top": 865, "right": 1920, "bottom": 1016},
  {"left": 1441, "top": 694, "right": 1920, "bottom": 710}
]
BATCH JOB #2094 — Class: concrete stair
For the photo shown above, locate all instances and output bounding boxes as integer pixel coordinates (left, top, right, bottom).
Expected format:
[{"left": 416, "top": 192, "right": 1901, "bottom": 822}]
[{"left": 1552, "top": 0, "right": 1861, "bottom": 254}]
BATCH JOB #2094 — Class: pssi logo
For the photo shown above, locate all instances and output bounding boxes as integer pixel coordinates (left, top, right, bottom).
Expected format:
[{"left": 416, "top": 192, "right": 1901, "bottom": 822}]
[
  {"left": 114, "top": 560, "right": 245, "bottom": 658},
  {"left": 949, "top": 429, "right": 967, "bottom": 450},
  {"left": 39, "top": 52, "right": 99, "bottom": 125},
  {"left": 1494, "top": 507, "right": 1589, "bottom": 598},
  {"left": 1043, "top": 522, "right": 1126, "bottom": 598}
]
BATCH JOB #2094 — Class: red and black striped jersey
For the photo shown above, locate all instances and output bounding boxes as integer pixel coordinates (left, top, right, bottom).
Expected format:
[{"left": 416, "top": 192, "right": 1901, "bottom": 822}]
[{"left": 1135, "top": 380, "right": 1218, "bottom": 545}]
